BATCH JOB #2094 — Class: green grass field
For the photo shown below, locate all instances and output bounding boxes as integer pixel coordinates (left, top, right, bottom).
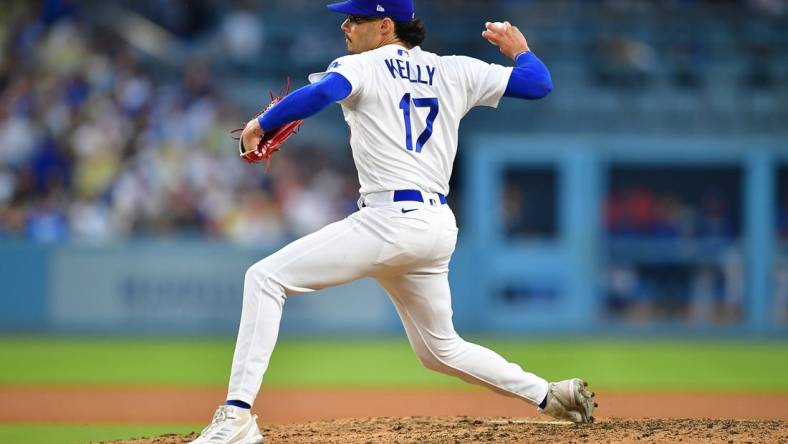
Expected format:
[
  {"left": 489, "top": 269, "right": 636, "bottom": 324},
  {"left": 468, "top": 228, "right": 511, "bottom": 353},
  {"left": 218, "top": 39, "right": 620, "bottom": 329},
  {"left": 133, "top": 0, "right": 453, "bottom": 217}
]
[
  {"left": 1, "top": 337, "right": 787, "bottom": 443},
  {"left": 2, "top": 337, "right": 788, "bottom": 391},
  {"left": 0, "top": 425, "right": 200, "bottom": 444}
]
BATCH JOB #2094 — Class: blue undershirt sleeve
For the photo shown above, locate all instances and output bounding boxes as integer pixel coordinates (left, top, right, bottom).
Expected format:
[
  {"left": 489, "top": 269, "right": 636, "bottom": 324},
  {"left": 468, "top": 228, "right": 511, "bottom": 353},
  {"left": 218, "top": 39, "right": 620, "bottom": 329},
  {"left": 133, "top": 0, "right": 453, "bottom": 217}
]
[
  {"left": 503, "top": 51, "right": 553, "bottom": 100},
  {"left": 258, "top": 72, "right": 353, "bottom": 132}
]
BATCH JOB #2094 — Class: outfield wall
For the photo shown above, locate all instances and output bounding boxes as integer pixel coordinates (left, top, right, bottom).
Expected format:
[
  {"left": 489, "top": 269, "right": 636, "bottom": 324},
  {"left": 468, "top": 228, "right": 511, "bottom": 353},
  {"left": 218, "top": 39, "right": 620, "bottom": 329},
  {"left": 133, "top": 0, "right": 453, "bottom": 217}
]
[{"left": 0, "top": 241, "right": 400, "bottom": 335}]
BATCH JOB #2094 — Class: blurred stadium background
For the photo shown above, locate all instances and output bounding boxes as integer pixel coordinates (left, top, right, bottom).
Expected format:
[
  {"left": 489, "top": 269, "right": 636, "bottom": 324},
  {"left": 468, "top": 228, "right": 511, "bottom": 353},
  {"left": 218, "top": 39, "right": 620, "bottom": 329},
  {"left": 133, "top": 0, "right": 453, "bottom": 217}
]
[{"left": 0, "top": 0, "right": 787, "bottom": 442}]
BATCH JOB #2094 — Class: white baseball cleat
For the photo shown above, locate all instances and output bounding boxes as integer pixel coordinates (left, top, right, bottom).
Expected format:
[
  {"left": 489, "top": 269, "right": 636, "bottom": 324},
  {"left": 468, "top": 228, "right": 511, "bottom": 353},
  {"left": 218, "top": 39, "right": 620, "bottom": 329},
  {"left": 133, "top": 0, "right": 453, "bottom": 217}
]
[
  {"left": 538, "top": 378, "right": 597, "bottom": 424},
  {"left": 190, "top": 405, "right": 264, "bottom": 444}
]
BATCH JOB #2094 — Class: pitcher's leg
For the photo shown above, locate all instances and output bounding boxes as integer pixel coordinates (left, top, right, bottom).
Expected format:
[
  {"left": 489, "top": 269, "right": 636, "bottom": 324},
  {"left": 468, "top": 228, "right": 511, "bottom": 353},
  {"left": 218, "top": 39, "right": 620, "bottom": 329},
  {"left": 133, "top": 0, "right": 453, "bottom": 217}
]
[
  {"left": 228, "top": 216, "right": 384, "bottom": 405},
  {"left": 378, "top": 274, "right": 549, "bottom": 405}
]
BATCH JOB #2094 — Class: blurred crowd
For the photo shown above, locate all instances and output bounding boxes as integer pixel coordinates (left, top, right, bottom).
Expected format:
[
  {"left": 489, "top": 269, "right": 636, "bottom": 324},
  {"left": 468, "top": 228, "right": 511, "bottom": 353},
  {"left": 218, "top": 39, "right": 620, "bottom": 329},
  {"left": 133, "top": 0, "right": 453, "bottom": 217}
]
[
  {"left": 0, "top": 3, "right": 359, "bottom": 245},
  {"left": 605, "top": 189, "right": 738, "bottom": 240},
  {"left": 1, "top": 0, "right": 786, "bottom": 247},
  {"left": 606, "top": 258, "right": 745, "bottom": 324},
  {"left": 500, "top": 172, "right": 788, "bottom": 325}
]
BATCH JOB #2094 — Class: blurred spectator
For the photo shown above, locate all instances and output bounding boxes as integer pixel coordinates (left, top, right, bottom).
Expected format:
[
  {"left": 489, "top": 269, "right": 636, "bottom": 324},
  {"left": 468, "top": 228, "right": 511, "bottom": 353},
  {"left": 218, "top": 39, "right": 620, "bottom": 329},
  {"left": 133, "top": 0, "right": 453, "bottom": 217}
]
[
  {"left": 606, "top": 188, "right": 667, "bottom": 237},
  {"left": 41, "top": 0, "right": 79, "bottom": 26},
  {"left": 696, "top": 193, "right": 735, "bottom": 238},
  {"left": 501, "top": 169, "right": 557, "bottom": 239},
  {"left": 219, "top": 4, "right": 266, "bottom": 68},
  {"left": 688, "top": 265, "right": 718, "bottom": 323},
  {"left": 26, "top": 191, "right": 68, "bottom": 243},
  {"left": 225, "top": 190, "right": 286, "bottom": 246},
  {"left": 670, "top": 40, "right": 705, "bottom": 89},
  {"left": 607, "top": 263, "right": 651, "bottom": 319},
  {"left": 502, "top": 183, "right": 526, "bottom": 236},
  {"left": 591, "top": 35, "right": 657, "bottom": 88},
  {"left": 741, "top": 43, "right": 776, "bottom": 89},
  {"left": 0, "top": 162, "right": 14, "bottom": 205},
  {"left": 0, "top": 105, "right": 38, "bottom": 167},
  {"left": 688, "top": 252, "right": 744, "bottom": 324},
  {"left": 719, "top": 249, "right": 744, "bottom": 321}
]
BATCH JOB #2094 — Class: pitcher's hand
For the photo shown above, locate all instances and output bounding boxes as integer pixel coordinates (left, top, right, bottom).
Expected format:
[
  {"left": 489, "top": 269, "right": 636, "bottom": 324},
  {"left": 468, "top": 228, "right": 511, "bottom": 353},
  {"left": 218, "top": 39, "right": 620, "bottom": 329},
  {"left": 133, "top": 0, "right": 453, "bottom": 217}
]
[
  {"left": 482, "top": 21, "right": 530, "bottom": 60},
  {"left": 241, "top": 118, "right": 264, "bottom": 155}
]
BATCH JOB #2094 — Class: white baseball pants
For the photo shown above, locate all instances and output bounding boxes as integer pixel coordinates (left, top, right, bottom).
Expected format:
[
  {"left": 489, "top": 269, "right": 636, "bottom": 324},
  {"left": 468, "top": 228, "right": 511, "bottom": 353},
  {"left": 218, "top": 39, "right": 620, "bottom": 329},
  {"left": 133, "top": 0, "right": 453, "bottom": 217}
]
[{"left": 226, "top": 191, "right": 549, "bottom": 407}]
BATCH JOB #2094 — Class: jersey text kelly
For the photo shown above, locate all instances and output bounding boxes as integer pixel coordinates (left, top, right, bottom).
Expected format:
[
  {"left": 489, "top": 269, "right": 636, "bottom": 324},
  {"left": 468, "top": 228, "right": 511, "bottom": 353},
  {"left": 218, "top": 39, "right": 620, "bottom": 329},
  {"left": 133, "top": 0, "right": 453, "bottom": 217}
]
[{"left": 384, "top": 59, "right": 436, "bottom": 85}]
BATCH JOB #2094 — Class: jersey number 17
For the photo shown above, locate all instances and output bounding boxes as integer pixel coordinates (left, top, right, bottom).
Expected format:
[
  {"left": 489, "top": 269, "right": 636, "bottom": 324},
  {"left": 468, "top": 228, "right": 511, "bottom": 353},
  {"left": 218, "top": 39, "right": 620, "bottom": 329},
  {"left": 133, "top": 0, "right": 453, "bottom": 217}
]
[{"left": 398, "top": 93, "right": 439, "bottom": 153}]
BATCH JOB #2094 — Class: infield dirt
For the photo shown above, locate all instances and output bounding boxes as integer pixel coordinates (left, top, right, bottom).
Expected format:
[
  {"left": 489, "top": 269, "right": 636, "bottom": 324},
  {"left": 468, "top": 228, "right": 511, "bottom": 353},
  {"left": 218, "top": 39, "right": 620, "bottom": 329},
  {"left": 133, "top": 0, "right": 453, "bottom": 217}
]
[
  {"left": 101, "top": 417, "right": 788, "bottom": 444},
  {"left": 3, "top": 388, "right": 788, "bottom": 443}
]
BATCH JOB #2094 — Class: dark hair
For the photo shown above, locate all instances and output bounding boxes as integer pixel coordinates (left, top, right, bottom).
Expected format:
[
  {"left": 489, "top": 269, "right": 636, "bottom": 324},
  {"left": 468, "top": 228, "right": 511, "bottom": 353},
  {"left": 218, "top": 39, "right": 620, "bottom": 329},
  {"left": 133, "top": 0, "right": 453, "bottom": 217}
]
[{"left": 394, "top": 18, "right": 426, "bottom": 48}]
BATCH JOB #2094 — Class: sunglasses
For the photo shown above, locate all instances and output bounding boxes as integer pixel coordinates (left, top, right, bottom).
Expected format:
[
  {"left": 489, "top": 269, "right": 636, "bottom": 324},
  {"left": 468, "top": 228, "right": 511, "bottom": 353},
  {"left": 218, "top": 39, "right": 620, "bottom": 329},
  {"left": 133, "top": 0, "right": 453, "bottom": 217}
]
[{"left": 347, "top": 14, "right": 383, "bottom": 24}]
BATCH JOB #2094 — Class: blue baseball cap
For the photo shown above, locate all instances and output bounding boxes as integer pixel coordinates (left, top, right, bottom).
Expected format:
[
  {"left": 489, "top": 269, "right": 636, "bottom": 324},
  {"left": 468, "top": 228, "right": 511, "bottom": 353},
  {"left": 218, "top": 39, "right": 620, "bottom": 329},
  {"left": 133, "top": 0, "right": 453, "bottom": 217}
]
[{"left": 327, "top": 0, "right": 415, "bottom": 23}]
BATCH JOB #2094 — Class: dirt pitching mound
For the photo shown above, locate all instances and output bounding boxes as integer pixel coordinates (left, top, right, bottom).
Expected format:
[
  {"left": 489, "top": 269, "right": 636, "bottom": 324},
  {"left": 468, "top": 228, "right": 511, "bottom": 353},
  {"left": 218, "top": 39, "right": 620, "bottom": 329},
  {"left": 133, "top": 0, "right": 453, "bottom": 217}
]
[{"left": 101, "top": 417, "right": 787, "bottom": 444}]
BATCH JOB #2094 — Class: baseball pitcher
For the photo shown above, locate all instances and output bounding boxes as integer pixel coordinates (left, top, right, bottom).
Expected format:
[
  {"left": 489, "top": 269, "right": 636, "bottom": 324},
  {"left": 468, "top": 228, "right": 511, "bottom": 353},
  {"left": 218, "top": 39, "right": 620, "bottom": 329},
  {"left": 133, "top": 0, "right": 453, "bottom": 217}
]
[{"left": 192, "top": 1, "right": 595, "bottom": 442}]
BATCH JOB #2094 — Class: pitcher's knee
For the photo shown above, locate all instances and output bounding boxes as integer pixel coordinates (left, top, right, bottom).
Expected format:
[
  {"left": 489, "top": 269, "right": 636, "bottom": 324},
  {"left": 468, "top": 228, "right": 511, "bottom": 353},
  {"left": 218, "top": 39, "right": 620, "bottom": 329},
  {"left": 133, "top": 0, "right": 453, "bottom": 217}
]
[
  {"left": 417, "top": 337, "right": 465, "bottom": 372},
  {"left": 244, "top": 261, "right": 266, "bottom": 286},
  {"left": 244, "top": 261, "right": 285, "bottom": 304},
  {"left": 415, "top": 352, "right": 445, "bottom": 372}
]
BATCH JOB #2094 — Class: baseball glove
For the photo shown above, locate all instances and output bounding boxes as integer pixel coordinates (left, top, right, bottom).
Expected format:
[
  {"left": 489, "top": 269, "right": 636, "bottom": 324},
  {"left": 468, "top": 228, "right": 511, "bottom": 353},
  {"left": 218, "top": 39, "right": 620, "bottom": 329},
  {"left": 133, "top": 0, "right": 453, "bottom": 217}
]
[{"left": 232, "top": 78, "right": 304, "bottom": 171}]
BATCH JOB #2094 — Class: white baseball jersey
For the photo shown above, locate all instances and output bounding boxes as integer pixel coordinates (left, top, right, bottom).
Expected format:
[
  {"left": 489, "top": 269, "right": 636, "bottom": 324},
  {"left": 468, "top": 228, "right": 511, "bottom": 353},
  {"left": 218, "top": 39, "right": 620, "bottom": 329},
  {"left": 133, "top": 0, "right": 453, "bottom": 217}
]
[
  {"left": 309, "top": 44, "right": 512, "bottom": 196},
  {"left": 226, "top": 43, "right": 551, "bottom": 416}
]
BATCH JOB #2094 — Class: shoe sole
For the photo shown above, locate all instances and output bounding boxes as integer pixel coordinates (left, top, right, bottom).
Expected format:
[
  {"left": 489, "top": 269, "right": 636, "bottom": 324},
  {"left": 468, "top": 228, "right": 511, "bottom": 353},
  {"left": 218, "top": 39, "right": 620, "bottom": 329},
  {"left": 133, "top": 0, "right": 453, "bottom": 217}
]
[
  {"left": 192, "top": 435, "right": 262, "bottom": 444},
  {"left": 573, "top": 379, "right": 597, "bottom": 424},
  {"left": 190, "top": 436, "right": 262, "bottom": 444}
]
